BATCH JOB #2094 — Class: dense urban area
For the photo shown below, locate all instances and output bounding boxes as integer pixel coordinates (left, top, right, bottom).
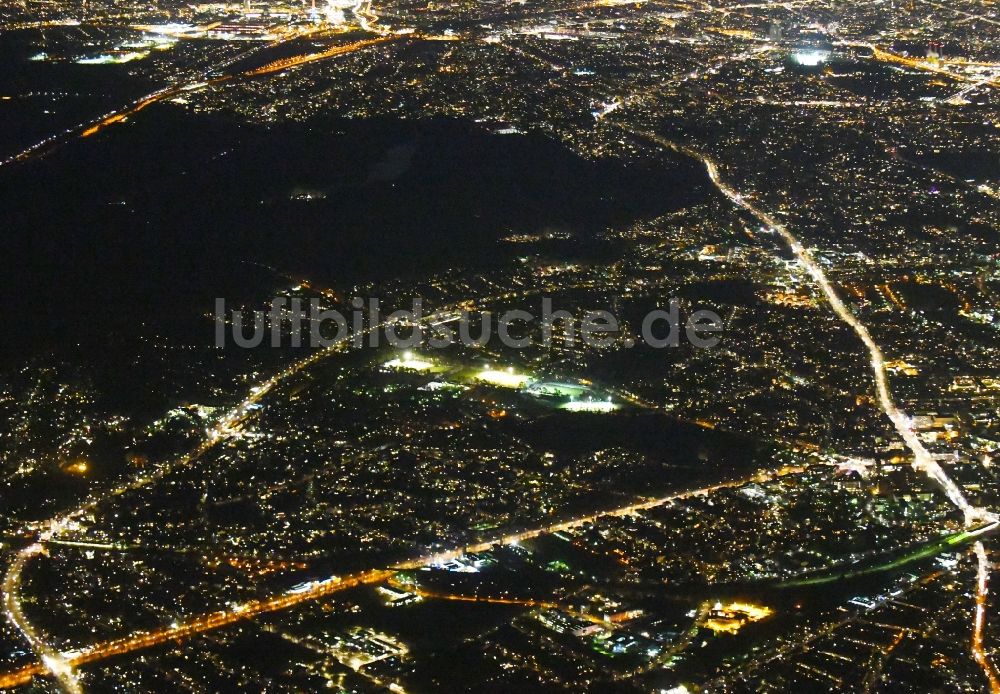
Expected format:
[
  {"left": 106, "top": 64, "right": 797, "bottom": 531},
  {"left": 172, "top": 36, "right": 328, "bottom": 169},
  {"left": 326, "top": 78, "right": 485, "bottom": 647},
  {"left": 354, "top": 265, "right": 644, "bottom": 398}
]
[{"left": 1, "top": 0, "right": 999, "bottom": 691}]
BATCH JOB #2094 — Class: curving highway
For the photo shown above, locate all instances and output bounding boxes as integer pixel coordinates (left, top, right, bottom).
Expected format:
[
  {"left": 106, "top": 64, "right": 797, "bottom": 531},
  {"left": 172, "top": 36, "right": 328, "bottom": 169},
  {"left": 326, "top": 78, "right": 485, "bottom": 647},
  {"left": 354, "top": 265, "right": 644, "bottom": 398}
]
[
  {"left": 0, "top": 464, "right": 806, "bottom": 690},
  {"left": 3, "top": 544, "right": 82, "bottom": 694},
  {"left": 635, "top": 130, "right": 992, "bottom": 527},
  {"left": 633, "top": 129, "right": 999, "bottom": 689}
]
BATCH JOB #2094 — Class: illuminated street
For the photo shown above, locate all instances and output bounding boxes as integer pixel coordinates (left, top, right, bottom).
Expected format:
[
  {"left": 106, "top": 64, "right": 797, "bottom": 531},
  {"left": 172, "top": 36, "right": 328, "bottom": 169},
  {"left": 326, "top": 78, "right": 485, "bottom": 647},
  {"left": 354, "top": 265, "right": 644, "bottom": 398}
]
[{"left": 1, "top": 0, "right": 999, "bottom": 690}]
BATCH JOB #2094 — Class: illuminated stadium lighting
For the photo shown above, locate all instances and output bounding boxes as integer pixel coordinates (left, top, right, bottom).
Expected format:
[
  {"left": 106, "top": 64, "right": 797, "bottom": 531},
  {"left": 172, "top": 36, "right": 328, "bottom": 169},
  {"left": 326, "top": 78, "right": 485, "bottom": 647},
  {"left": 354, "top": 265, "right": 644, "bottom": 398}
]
[
  {"left": 476, "top": 369, "right": 531, "bottom": 388},
  {"left": 793, "top": 50, "right": 830, "bottom": 67},
  {"left": 76, "top": 51, "right": 149, "bottom": 65},
  {"left": 562, "top": 399, "right": 618, "bottom": 413},
  {"left": 384, "top": 355, "right": 435, "bottom": 372}
]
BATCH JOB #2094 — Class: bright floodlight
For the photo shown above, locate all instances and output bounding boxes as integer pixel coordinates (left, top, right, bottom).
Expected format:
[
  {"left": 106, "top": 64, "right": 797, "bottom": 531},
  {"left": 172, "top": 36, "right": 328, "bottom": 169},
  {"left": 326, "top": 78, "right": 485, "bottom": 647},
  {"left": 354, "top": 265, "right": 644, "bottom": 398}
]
[
  {"left": 384, "top": 356, "right": 434, "bottom": 372},
  {"left": 562, "top": 399, "right": 618, "bottom": 413},
  {"left": 793, "top": 50, "right": 830, "bottom": 67},
  {"left": 477, "top": 369, "right": 531, "bottom": 388}
]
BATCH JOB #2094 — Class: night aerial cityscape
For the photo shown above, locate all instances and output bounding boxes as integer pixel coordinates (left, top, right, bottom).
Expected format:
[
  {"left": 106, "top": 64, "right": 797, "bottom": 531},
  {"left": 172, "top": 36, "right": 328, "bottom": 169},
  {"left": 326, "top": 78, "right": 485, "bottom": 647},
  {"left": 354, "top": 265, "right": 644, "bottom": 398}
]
[{"left": 1, "top": 0, "right": 999, "bottom": 692}]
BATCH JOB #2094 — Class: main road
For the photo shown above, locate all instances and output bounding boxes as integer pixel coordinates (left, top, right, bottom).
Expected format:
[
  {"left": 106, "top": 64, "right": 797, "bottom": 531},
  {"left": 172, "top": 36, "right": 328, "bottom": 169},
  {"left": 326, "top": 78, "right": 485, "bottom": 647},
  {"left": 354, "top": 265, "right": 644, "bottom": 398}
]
[
  {"left": 0, "top": 277, "right": 689, "bottom": 690},
  {"left": 0, "top": 20, "right": 407, "bottom": 168},
  {"left": 635, "top": 130, "right": 991, "bottom": 526},
  {"left": 0, "top": 463, "right": 807, "bottom": 690},
  {"left": 2, "top": 544, "right": 82, "bottom": 694},
  {"left": 632, "top": 129, "right": 998, "bottom": 690}
]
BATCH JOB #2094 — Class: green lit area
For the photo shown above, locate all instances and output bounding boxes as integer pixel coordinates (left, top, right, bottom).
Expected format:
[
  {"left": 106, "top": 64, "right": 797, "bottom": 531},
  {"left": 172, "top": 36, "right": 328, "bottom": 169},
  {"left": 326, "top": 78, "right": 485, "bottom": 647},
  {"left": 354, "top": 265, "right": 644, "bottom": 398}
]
[{"left": 779, "top": 521, "right": 998, "bottom": 588}]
